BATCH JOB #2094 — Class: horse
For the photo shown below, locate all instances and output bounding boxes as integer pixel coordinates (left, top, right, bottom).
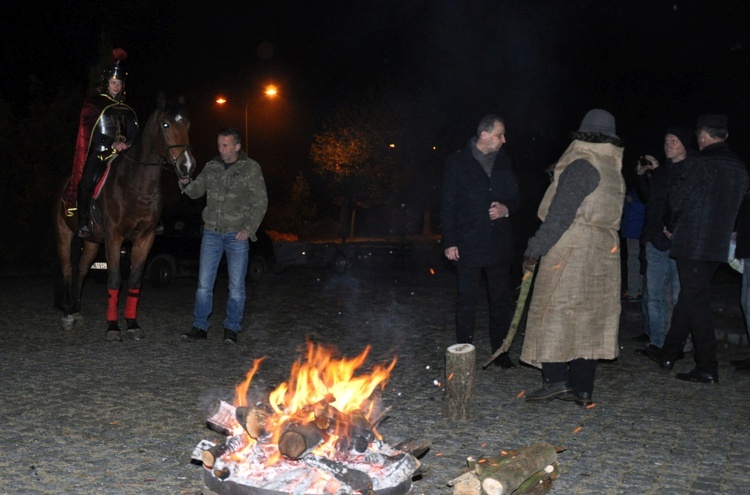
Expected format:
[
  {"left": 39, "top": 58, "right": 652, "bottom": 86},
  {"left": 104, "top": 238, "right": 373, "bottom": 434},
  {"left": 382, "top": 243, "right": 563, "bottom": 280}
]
[{"left": 54, "top": 94, "right": 196, "bottom": 341}]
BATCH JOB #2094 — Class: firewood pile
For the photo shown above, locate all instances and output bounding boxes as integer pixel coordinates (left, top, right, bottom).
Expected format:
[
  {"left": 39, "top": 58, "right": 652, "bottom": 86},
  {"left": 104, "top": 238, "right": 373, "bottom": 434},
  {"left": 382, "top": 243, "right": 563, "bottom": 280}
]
[{"left": 448, "top": 442, "right": 561, "bottom": 495}]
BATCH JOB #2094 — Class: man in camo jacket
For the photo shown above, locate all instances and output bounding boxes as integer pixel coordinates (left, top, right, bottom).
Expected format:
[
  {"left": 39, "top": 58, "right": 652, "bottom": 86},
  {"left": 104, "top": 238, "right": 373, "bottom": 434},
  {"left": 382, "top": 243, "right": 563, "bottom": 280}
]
[{"left": 178, "top": 128, "right": 268, "bottom": 345}]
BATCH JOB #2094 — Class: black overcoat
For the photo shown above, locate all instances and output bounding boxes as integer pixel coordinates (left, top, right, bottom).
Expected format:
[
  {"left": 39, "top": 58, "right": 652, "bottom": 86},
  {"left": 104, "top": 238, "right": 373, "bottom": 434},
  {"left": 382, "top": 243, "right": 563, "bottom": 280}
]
[{"left": 440, "top": 144, "right": 520, "bottom": 266}]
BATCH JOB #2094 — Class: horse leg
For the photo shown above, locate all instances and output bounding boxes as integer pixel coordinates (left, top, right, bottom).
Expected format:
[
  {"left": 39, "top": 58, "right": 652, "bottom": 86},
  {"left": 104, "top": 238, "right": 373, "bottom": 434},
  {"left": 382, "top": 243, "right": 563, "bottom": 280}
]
[
  {"left": 104, "top": 240, "right": 124, "bottom": 342},
  {"left": 56, "top": 226, "right": 83, "bottom": 330},
  {"left": 124, "top": 236, "right": 154, "bottom": 340}
]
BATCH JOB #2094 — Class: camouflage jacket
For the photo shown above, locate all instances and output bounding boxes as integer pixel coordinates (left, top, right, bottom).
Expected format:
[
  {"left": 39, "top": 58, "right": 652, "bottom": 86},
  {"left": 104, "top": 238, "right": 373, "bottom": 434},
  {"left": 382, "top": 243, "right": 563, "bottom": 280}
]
[{"left": 180, "top": 152, "right": 268, "bottom": 241}]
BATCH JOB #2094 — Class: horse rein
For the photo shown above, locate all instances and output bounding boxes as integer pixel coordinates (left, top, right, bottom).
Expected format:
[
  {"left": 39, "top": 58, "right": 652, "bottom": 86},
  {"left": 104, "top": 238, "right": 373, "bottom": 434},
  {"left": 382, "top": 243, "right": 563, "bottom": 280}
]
[{"left": 121, "top": 117, "right": 192, "bottom": 175}]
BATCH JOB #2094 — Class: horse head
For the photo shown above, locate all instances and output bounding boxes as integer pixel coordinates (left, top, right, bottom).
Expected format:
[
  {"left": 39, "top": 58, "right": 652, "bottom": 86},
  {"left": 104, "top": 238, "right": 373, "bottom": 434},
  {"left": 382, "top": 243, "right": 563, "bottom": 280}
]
[{"left": 150, "top": 93, "right": 196, "bottom": 179}]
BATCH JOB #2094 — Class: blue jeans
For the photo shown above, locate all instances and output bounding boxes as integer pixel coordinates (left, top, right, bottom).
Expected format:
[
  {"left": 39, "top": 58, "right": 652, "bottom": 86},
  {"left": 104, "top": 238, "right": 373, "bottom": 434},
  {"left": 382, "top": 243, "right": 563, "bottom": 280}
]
[
  {"left": 741, "top": 260, "right": 750, "bottom": 343},
  {"left": 645, "top": 242, "right": 680, "bottom": 347},
  {"left": 192, "top": 229, "right": 249, "bottom": 332}
]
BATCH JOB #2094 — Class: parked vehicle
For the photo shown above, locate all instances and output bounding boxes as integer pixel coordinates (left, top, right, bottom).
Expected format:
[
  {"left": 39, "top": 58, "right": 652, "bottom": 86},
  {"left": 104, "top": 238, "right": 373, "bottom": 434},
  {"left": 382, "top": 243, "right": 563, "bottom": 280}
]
[{"left": 90, "top": 212, "right": 274, "bottom": 287}]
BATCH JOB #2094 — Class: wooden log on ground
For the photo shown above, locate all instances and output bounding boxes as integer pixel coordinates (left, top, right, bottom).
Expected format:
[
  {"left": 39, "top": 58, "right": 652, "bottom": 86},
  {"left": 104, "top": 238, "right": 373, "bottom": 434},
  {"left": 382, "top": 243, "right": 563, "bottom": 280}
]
[
  {"left": 278, "top": 421, "right": 329, "bottom": 459},
  {"left": 478, "top": 442, "right": 557, "bottom": 495},
  {"left": 443, "top": 344, "right": 476, "bottom": 420}
]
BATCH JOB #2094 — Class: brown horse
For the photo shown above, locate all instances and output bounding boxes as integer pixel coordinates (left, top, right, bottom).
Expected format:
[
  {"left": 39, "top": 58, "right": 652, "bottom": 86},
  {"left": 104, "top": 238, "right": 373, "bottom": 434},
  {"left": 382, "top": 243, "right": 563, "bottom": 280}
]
[{"left": 54, "top": 94, "right": 196, "bottom": 340}]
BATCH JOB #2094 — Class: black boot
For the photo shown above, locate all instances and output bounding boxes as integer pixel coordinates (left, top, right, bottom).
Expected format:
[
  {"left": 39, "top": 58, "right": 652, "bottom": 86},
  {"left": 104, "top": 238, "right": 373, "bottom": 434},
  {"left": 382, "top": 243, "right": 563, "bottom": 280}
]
[{"left": 77, "top": 194, "right": 92, "bottom": 238}]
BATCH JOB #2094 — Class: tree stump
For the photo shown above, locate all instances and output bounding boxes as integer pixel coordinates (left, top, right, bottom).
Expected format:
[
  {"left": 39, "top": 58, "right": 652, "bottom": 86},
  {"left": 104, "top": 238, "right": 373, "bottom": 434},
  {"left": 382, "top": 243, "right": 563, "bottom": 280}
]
[{"left": 443, "top": 343, "right": 476, "bottom": 420}]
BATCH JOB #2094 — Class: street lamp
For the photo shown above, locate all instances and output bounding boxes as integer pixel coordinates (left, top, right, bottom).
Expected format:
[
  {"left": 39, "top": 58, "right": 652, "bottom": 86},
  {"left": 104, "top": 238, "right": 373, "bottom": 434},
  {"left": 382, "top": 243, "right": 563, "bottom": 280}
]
[{"left": 244, "top": 84, "right": 279, "bottom": 148}]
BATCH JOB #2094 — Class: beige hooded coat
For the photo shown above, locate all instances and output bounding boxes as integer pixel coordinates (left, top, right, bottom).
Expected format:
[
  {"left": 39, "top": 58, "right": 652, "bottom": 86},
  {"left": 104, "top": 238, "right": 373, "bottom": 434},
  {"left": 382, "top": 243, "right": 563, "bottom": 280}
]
[{"left": 521, "top": 140, "right": 625, "bottom": 367}]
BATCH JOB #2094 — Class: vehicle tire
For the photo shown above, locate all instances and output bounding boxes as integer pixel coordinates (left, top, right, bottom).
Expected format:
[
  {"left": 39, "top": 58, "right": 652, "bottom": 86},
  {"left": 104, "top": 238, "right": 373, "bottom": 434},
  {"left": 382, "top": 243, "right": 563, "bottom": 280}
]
[
  {"left": 248, "top": 255, "right": 267, "bottom": 282},
  {"left": 333, "top": 250, "right": 348, "bottom": 273},
  {"left": 149, "top": 257, "right": 174, "bottom": 288}
]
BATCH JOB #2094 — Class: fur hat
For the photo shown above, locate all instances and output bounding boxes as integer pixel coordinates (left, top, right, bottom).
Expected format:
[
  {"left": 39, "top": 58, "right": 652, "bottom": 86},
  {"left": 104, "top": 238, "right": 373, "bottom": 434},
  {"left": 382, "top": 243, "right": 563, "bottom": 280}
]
[
  {"left": 696, "top": 114, "right": 728, "bottom": 132},
  {"left": 665, "top": 127, "right": 695, "bottom": 150},
  {"left": 578, "top": 109, "right": 618, "bottom": 139}
]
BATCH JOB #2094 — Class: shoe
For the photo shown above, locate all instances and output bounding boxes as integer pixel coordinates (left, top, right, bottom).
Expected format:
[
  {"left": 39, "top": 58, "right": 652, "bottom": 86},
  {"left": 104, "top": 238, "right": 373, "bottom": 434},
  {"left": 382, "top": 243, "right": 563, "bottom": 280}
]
[
  {"left": 525, "top": 380, "right": 572, "bottom": 402},
  {"left": 731, "top": 357, "right": 750, "bottom": 369},
  {"left": 632, "top": 333, "right": 650, "bottom": 343},
  {"left": 644, "top": 345, "right": 675, "bottom": 370},
  {"left": 181, "top": 327, "right": 207, "bottom": 342},
  {"left": 493, "top": 352, "right": 516, "bottom": 369},
  {"left": 561, "top": 391, "right": 593, "bottom": 406},
  {"left": 675, "top": 368, "right": 718, "bottom": 384},
  {"left": 223, "top": 328, "right": 237, "bottom": 345}
]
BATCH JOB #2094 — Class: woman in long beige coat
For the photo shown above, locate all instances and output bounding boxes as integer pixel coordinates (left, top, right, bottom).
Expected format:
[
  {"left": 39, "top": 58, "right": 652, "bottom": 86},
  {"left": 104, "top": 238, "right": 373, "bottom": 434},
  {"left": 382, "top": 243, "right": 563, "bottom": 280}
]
[{"left": 521, "top": 109, "right": 625, "bottom": 406}]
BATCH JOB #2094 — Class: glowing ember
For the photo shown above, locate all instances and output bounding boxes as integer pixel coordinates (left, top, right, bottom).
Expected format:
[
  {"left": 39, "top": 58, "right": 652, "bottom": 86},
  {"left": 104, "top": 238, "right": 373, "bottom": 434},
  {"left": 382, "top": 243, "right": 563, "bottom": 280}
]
[{"left": 193, "top": 341, "right": 419, "bottom": 495}]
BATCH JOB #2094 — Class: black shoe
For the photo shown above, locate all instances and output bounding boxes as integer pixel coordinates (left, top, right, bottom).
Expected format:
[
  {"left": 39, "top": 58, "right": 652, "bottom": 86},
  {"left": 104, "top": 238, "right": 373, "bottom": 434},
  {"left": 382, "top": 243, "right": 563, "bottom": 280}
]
[
  {"left": 561, "top": 391, "right": 593, "bottom": 406},
  {"left": 223, "top": 328, "right": 237, "bottom": 345},
  {"left": 731, "top": 357, "right": 750, "bottom": 369},
  {"left": 632, "top": 333, "right": 650, "bottom": 343},
  {"left": 644, "top": 345, "right": 675, "bottom": 370},
  {"left": 525, "top": 380, "right": 572, "bottom": 402},
  {"left": 493, "top": 352, "right": 516, "bottom": 369},
  {"left": 181, "top": 327, "right": 207, "bottom": 342},
  {"left": 675, "top": 368, "right": 718, "bottom": 384}
]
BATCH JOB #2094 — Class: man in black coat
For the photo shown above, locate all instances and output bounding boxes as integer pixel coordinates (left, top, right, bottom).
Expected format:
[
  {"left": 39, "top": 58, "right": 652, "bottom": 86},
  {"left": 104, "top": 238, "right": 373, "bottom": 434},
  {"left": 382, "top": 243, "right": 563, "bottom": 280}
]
[
  {"left": 441, "top": 114, "right": 520, "bottom": 368},
  {"left": 647, "top": 114, "right": 749, "bottom": 383}
]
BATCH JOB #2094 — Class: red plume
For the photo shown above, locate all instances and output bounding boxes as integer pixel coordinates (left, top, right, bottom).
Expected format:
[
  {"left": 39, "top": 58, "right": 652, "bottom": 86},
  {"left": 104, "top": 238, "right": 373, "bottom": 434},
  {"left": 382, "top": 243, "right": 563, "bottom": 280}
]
[{"left": 112, "top": 48, "right": 128, "bottom": 61}]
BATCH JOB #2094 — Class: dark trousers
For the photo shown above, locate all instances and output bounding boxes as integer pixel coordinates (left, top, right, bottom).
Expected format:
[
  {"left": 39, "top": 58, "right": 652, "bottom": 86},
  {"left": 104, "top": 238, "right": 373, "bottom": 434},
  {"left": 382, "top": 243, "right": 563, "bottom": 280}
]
[
  {"left": 543, "top": 359, "right": 598, "bottom": 395},
  {"left": 662, "top": 258, "right": 720, "bottom": 374},
  {"left": 77, "top": 153, "right": 105, "bottom": 220},
  {"left": 455, "top": 262, "right": 513, "bottom": 352}
]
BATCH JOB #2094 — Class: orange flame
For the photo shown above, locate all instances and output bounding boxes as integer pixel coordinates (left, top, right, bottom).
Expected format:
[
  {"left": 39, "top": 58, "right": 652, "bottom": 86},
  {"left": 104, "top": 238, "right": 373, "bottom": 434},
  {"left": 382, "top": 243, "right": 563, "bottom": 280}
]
[
  {"left": 232, "top": 341, "right": 397, "bottom": 462},
  {"left": 429, "top": 268, "right": 435, "bottom": 275}
]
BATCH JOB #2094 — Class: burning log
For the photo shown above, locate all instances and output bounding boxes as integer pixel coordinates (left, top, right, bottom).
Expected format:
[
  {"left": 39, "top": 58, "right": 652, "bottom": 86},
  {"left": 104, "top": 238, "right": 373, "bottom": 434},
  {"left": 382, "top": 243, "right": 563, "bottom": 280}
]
[
  {"left": 206, "top": 399, "right": 242, "bottom": 436},
  {"left": 443, "top": 343, "right": 476, "bottom": 420},
  {"left": 235, "top": 403, "right": 273, "bottom": 439},
  {"left": 278, "top": 421, "right": 329, "bottom": 459},
  {"left": 201, "top": 434, "right": 250, "bottom": 469},
  {"left": 304, "top": 455, "right": 374, "bottom": 495}
]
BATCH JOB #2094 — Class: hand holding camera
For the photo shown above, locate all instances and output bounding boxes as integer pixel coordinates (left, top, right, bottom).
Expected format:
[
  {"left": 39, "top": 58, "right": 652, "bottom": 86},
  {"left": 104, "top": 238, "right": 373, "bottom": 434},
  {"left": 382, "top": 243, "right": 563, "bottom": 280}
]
[{"left": 636, "top": 154, "right": 658, "bottom": 175}]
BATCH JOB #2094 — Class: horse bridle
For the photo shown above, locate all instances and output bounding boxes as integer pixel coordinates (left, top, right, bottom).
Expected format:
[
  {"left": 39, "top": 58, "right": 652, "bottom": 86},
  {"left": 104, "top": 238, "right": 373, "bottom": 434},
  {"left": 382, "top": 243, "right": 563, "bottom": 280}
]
[{"left": 122, "top": 118, "right": 193, "bottom": 176}]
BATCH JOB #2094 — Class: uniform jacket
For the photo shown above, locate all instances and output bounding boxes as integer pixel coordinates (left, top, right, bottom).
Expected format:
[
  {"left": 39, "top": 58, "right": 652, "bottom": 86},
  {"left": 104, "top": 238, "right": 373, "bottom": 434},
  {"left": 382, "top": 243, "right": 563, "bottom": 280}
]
[
  {"left": 440, "top": 142, "right": 520, "bottom": 267},
  {"left": 521, "top": 140, "right": 624, "bottom": 367},
  {"left": 181, "top": 152, "right": 268, "bottom": 241},
  {"left": 668, "top": 142, "right": 748, "bottom": 262}
]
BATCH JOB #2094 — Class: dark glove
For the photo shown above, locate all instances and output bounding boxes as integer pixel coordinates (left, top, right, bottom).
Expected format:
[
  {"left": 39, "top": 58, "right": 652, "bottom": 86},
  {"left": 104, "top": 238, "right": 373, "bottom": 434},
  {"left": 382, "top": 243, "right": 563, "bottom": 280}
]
[{"left": 523, "top": 256, "right": 538, "bottom": 272}]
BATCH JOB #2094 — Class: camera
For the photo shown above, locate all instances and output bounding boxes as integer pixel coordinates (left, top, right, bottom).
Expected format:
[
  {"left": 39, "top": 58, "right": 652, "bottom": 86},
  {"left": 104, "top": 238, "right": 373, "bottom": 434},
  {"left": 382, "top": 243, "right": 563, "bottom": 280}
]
[{"left": 638, "top": 156, "right": 652, "bottom": 168}]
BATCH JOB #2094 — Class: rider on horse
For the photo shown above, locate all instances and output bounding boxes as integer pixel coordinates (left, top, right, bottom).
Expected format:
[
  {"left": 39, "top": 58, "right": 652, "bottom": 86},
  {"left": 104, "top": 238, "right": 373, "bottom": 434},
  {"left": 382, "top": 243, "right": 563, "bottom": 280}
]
[{"left": 66, "top": 48, "right": 139, "bottom": 238}]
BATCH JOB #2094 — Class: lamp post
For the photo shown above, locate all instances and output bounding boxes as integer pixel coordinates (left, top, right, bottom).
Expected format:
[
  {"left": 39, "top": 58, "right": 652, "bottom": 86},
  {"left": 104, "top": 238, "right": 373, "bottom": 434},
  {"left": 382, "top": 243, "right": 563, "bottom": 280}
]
[{"left": 244, "top": 84, "right": 278, "bottom": 148}]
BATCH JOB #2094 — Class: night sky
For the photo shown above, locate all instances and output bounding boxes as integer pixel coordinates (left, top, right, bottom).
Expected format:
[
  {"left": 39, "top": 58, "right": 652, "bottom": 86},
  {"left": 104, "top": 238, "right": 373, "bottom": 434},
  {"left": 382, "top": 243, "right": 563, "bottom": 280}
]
[{"left": 2, "top": 0, "right": 749, "bottom": 175}]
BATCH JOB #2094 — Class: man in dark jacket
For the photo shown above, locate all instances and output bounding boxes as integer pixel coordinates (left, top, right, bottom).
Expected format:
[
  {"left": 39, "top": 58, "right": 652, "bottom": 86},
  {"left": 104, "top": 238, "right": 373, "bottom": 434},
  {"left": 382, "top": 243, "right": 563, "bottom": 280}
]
[
  {"left": 647, "top": 114, "right": 749, "bottom": 383},
  {"left": 441, "top": 115, "right": 520, "bottom": 368},
  {"left": 634, "top": 128, "right": 693, "bottom": 352}
]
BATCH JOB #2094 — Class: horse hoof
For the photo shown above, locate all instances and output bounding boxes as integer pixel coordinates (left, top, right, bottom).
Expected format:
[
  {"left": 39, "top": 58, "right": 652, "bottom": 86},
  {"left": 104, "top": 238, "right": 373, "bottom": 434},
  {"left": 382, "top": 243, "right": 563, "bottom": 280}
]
[
  {"left": 106, "top": 330, "right": 123, "bottom": 342},
  {"left": 126, "top": 328, "right": 145, "bottom": 340}
]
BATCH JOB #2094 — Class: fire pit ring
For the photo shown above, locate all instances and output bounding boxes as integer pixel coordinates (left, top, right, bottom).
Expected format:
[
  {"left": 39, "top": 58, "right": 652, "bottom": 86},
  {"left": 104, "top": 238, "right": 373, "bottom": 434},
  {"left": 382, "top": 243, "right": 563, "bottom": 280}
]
[{"left": 202, "top": 467, "right": 413, "bottom": 495}]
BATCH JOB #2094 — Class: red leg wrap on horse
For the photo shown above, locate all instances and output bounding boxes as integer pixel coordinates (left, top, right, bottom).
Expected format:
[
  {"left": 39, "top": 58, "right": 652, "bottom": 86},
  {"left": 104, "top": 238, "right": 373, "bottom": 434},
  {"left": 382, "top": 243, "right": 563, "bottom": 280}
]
[
  {"left": 107, "top": 289, "right": 119, "bottom": 322},
  {"left": 124, "top": 289, "right": 140, "bottom": 320}
]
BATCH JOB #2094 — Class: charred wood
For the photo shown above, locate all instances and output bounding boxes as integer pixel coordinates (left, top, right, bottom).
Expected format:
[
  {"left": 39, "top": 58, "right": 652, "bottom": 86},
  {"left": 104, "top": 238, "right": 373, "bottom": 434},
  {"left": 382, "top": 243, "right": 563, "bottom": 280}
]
[
  {"left": 235, "top": 403, "right": 273, "bottom": 439},
  {"left": 201, "top": 434, "right": 250, "bottom": 468},
  {"left": 278, "top": 421, "right": 329, "bottom": 459},
  {"left": 304, "top": 455, "right": 374, "bottom": 495}
]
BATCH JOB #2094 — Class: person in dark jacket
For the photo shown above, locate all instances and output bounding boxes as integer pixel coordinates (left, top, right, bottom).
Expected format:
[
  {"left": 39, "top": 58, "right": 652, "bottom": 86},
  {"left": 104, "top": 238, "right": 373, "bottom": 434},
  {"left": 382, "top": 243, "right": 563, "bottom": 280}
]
[
  {"left": 646, "top": 115, "right": 749, "bottom": 383},
  {"left": 731, "top": 197, "right": 750, "bottom": 370},
  {"left": 633, "top": 128, "right": 694, "bottom": 352},
  {"left": 441, "top": 114, "right": 520, "bottom": 368}
]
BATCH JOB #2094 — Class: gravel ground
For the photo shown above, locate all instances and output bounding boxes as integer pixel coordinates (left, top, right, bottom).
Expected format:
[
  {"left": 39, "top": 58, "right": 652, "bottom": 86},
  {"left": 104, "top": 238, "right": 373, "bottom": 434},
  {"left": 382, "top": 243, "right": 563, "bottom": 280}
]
[{"left": 1, "top": 255, "right": 749, "bottom": 495}]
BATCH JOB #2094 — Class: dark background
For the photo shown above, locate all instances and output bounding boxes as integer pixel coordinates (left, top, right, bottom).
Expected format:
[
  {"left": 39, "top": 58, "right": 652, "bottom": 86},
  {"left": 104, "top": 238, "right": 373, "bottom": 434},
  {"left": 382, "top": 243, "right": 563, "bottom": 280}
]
[{"left": 1, "top": 0, "right": 748, "bottom": 268}]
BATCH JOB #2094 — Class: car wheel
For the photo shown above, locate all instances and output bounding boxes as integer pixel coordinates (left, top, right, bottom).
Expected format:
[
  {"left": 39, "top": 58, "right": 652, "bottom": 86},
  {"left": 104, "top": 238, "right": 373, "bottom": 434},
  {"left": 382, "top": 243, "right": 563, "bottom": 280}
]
[
  {"left": 248, "top": 255, "right": 267, "bottom": 282},
  {"left": 149, "top": 257, "right": 174, "bottom": 288},
  {"left": 333, "top": 250, "right": 347, "bottom": 273}
]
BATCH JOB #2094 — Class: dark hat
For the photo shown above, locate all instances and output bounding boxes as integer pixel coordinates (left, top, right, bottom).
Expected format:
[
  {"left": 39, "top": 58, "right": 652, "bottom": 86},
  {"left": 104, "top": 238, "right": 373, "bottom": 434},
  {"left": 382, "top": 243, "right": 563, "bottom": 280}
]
[
  {"left": 578, "top": 109, "right": 618, "bottom": 139},
  {"left": 665, "top": 127, "right": 694, "bottom": 150},
  {"left": 696, "top": 114, "right": 728, "bottom": 132}
]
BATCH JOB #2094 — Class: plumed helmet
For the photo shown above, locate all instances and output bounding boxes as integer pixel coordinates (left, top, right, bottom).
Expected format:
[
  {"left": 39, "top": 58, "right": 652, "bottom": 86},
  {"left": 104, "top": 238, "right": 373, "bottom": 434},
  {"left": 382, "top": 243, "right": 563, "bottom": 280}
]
[{"left": 101, "top": 48, "right": 129, "bottom": 87}]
